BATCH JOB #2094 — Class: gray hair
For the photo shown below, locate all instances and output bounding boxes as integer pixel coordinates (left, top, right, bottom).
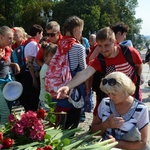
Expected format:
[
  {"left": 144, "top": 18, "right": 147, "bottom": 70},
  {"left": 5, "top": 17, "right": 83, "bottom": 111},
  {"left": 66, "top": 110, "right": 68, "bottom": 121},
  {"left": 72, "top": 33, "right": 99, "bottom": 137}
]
[{"left": 46, "top": 21, "right": 60, "bottom": 32}]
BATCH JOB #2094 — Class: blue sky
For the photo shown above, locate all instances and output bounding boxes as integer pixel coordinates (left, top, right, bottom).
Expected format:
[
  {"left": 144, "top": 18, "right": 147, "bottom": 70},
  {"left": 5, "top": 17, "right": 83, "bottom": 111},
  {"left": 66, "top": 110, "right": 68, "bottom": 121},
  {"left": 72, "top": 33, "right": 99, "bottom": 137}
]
[{"left": 135, "top": 0, "right": 150, "bottom": 35}]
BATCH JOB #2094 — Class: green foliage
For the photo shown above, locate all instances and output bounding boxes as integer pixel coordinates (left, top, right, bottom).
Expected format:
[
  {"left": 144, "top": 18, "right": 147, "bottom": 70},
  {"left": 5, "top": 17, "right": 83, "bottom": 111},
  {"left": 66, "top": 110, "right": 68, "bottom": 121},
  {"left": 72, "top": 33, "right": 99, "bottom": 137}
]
[
  {"left": 8, "top": 128, "right": 117, "bottom": 149},
  {"left": 44, "top": 92, "right": 57, "bottom": 124},
  {"left": 0, "top": 0, "right": 144, "bottom": 48}
]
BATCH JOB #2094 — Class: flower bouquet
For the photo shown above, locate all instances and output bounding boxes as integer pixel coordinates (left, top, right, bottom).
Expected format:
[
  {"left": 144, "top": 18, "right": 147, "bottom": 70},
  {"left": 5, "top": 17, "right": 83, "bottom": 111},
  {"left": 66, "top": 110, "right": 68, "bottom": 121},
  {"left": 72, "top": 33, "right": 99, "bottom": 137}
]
[{"left": 0, "top": 93, "right": 118, "bottom": 150}]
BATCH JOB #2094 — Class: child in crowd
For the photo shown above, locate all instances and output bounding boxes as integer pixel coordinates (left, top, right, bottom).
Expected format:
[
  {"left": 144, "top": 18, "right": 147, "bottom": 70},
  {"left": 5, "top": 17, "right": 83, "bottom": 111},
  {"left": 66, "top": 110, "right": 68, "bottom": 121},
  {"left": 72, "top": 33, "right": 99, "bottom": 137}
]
[{"left": 39, "top": 42, "right": 57, "bottom": 111}]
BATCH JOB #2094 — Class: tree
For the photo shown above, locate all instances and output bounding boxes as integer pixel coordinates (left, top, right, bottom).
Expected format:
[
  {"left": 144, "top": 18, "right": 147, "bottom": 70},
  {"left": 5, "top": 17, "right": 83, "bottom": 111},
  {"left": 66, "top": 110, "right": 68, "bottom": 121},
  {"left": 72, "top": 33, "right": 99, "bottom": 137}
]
[{"left": 0, "top": 0, "right": 143, "bottom": 46}]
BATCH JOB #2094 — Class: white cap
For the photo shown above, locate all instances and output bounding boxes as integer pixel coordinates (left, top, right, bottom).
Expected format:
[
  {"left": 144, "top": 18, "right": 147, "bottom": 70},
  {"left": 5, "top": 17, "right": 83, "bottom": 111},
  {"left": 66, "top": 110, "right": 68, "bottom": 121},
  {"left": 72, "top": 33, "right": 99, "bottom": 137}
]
[{"left": 3, "top": 81, "right": 23, "bottom": 101}]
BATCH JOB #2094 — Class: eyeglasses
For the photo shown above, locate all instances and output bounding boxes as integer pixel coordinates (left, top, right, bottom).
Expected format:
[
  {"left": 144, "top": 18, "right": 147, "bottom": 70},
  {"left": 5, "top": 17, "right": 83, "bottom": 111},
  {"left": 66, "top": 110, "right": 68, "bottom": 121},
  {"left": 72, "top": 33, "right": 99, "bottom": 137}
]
[
  {"left": 46, "top": 32, "right": 58, "bottom": 37},
  {"left": 102, "top": 78, "right": 117, "bottom": 86}
]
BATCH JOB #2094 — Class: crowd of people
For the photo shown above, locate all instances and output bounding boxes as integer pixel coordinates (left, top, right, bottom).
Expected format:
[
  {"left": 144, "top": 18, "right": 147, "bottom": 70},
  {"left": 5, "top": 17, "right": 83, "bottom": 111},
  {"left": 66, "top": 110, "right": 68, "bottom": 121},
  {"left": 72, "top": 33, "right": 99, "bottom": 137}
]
[{"left": 0, "top": 15, "right": 149, "bottom": 149}]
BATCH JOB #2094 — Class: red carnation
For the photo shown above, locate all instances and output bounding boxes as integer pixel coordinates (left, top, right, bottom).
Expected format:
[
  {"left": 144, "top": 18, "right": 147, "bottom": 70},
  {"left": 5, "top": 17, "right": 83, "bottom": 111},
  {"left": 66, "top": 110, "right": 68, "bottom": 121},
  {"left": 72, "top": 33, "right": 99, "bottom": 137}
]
[
  {"left": 2, "top": 138, "right": 14, "bottom": 149},
  {"left": 37, "top": 108, "right": 47, "bottom": 120},
  {"left": 36, "top": 148, "right": 44, "bottom": 150},
  {"left": 43, "top": 145, "right": 53, "bottom": 150}
]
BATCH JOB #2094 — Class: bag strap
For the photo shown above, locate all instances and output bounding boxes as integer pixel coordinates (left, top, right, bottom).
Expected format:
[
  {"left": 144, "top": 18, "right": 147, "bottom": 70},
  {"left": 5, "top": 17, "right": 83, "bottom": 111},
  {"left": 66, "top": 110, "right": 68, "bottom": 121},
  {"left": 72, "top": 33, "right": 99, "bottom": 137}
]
[
  {"left": 97, "top": 53, "right": 106, "bottom": 77},
  {"left": 119, "top": 44, "right": 139, "bottom": 80},
  {"left": 120, "top": 44, "right": 140, "bottom": 99},
  {"left": 119, "top": 44, "right": 135, "bottom": 67}
]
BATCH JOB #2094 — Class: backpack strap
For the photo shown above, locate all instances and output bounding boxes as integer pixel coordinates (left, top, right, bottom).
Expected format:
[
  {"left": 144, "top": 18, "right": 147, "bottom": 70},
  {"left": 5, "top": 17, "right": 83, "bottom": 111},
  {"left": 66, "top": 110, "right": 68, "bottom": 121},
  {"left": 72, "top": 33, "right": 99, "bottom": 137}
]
[
  {"left": 91, "top": 53, "right": 107, "bottom": 101},
  {"left": 120, "top": 44, "right": 140, "bottom": 100},
  {"left": 119, "top": 44, "right": 135, "bottom": 67},
  {"left": 97, "top": 53, "right": 106, "bottom": 76}
]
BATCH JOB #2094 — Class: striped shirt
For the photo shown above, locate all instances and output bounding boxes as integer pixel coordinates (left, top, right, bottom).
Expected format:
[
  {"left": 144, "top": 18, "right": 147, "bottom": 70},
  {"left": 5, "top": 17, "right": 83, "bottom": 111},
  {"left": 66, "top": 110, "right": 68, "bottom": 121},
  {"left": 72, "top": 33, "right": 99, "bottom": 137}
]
[
  {"left": 68, "top": 43, "right": 87, "bottom": 71},
  {"left": 98, "top": 97, "right": 149, "bottom": 140}
]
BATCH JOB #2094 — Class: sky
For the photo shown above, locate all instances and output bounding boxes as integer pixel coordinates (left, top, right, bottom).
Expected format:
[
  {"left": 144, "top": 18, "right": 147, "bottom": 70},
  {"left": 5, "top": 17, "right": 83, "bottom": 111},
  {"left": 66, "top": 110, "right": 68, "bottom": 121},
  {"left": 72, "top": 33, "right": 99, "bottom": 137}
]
[{"left": 135, "top": 0, "right": 150, "bottom": 36}]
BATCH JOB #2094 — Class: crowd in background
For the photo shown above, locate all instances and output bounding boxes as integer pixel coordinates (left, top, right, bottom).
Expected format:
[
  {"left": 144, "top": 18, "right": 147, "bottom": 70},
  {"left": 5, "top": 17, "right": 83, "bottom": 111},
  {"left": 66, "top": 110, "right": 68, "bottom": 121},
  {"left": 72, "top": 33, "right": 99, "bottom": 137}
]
[{"left": 0, "top": 15, "right": 149, "bottom": 149}]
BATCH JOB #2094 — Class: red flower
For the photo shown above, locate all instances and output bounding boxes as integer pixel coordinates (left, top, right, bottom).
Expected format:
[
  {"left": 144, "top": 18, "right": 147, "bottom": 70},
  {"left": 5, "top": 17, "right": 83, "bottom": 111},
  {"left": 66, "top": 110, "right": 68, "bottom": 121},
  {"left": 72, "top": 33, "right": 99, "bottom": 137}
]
[
  {"left": 43, "top": 145, "right": 53, "bottom": 150},
  {"left": 36, "top": 148, "right": 44, "bottom": 150},
  {"left": 0, "top": 132, "right": 3, "bottom": 141},
  {"left": 2, "top": 138, "right": 14, "bottom": 149},
  {"left": 8, "top": 114, "right": 16, "bottom": 123},
  {"left": 37, "top": 108, "right": 47, "bottom": 120}
]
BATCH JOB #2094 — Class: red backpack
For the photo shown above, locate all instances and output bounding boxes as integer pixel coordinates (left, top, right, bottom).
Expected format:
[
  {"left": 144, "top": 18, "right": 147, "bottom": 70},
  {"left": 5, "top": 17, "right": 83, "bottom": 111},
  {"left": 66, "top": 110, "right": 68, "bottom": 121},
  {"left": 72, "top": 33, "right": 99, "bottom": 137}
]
[{"left": 45, "top": 36, "right": 77, "bottom": 99}]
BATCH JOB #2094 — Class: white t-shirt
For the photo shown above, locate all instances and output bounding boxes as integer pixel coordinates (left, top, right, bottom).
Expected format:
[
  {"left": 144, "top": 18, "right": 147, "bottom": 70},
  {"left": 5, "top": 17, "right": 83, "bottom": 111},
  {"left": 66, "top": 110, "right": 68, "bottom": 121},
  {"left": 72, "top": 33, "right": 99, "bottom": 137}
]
[
  {"left": 24, "top": 41, "right": 40, "bottom": 71},
  {"left": 39, "top": 63, "right": 48, "bottom": 101}
]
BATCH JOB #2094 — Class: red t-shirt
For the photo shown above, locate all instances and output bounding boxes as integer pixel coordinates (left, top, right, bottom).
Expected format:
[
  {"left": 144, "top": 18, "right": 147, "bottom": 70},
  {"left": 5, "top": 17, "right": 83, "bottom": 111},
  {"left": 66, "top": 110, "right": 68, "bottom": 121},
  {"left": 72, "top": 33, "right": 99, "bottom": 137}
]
[
  {"left": 36, "top": 34, "right": 63, "bottom": 61},
  {"left": 89, "top": 45, "right": 142, "bottom": 83}
]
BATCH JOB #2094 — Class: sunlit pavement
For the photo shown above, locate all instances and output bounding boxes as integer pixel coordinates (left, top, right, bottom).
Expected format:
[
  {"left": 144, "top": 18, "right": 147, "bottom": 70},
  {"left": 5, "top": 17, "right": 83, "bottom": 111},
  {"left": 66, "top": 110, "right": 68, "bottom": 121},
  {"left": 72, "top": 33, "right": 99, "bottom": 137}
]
[{"left": 140, "top": 49, "right": 150, "bottom": 144}]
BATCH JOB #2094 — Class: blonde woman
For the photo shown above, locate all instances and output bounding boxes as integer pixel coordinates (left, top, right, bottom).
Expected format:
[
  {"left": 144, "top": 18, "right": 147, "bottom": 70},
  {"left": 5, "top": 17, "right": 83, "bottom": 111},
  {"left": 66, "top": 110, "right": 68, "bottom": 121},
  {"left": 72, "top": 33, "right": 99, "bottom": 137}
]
[
  {"left": 0, "top": 26, "right": 20, "bottom": 124},
  {"left": 91, "top": 71, "right": 149, "bottom": 150},
  {"left": 12, "top": 27, "right": 27, "bottom": 50}
]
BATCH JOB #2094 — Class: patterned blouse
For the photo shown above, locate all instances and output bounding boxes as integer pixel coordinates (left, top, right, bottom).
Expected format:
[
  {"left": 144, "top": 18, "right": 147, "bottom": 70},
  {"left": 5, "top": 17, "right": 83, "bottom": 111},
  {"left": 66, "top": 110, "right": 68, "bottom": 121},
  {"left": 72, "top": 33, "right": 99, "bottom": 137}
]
[{"left": 98, "top": 97, "right": 149, "bottom": 140}]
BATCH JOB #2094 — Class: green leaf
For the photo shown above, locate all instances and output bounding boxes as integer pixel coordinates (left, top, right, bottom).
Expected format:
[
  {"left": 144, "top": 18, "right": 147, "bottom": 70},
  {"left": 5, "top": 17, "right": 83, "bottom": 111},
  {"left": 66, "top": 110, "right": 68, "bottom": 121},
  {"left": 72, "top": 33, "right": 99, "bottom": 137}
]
[
  {"left": 45, "top": 92, "right": 52, "bottom": 104},
  {"left": 49, "top": 102, "right": 57, "bottom": 108},
  {"left": 14, "top": 141, "right": 41, "bottom": 150},
  {"left": 62, "top": 131, "right": 101, "bottom": 150},
  {"left": 44, "top": 134, "right": 51, "bottom": 139}
]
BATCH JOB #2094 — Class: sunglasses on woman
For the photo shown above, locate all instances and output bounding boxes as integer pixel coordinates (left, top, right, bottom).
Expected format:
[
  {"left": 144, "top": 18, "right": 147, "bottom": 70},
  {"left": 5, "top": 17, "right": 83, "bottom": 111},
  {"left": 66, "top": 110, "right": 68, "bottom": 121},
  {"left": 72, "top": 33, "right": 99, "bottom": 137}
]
[
  {"left": 102, "top": 78, "right": 118, "bottom": 86},
  {"left": 46, "top": 32, "right": 58, "bottom": 37}
]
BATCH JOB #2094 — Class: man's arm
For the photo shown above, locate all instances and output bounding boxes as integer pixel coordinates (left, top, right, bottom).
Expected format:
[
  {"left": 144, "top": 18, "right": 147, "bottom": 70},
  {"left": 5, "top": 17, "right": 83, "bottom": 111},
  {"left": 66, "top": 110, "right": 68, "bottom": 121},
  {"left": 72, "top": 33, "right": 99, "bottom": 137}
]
[
  {"left": 67, "top": 66, "right": 95, "bottom": 89},
  {"left": 27, "top": 55, "right": 38, "bottom": 88},
  {"left": 136, "top": 63, "right": 143, "bottom": 77},
  {"left": 57, "top": 66, "right": 96, "bottom": 98}
]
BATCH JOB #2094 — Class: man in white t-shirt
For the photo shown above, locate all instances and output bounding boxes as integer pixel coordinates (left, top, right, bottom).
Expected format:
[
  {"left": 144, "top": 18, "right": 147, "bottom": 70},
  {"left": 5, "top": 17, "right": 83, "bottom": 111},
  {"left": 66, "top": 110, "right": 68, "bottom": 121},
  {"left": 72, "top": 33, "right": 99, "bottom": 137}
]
[{"left": 20, "top": 24, "right": 43, "bottom": 111}]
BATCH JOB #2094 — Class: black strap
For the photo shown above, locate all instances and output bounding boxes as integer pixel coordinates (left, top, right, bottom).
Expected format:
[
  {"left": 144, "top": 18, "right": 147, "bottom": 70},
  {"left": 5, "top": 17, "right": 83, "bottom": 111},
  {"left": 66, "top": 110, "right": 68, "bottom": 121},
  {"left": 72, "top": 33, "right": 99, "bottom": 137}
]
[
  {"left": 92, "top": 53, "right": 106, "bottom": 101},
  {"left": 119, "top": 44, "right": 140, "bottom": 99},
  {"left": 97, "top": 53, "right": 106, "bottom": 76},
  {"left": 119, "top": 44, "right": 135, "bottom": 67}
]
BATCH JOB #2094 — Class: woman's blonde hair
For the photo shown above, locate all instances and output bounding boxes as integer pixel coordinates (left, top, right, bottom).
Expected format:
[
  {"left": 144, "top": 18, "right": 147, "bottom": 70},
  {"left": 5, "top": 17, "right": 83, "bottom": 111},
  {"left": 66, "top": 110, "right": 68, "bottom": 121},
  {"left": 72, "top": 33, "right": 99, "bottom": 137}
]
[
  {"left": 13, "top": 27, "right": 27, "bottom": 40},
  {"left": 100, "top": 71, "right": 135, "bottom": 97},
  {"left": 0, "top": 26, "right": 13, "bottom": 35}
]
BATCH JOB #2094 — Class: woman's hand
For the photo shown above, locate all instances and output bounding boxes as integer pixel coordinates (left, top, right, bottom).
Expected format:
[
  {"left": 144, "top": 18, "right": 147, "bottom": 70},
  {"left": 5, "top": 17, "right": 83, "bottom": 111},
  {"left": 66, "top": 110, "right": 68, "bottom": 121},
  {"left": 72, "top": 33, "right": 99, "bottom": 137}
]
[
  {"left": 106, "top": 113, "right": 124, "bottom": 128},
  {"left": 57, "top": 86, "right": 69, "bottom": 99},
  {"left": 108, "top": 135, "right": 117, "bottom": 142}
]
